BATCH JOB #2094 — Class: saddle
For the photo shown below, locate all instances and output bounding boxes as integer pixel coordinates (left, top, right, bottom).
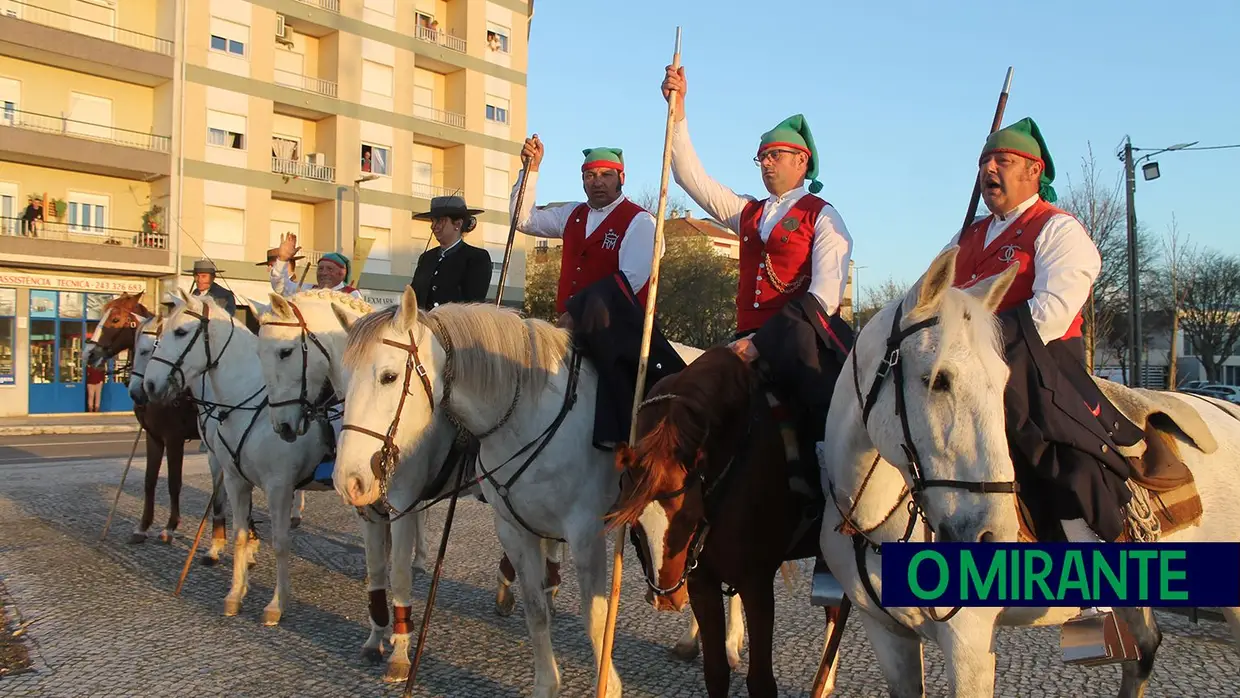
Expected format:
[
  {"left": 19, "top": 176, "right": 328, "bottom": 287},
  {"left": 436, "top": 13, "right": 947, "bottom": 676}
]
[{"left": 1017, "top": 379, "right": 1212, "bottom": 544}]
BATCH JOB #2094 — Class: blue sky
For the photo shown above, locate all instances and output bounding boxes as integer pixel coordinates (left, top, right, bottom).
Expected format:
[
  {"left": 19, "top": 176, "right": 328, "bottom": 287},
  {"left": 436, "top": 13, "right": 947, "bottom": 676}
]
[{"left": 523, "top": 1, "right": 1239, "bottom": 290}]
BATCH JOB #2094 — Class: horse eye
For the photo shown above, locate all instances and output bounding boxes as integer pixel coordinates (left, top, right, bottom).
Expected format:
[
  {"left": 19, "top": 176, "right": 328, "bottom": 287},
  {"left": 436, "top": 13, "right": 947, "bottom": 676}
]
[
  {"left": 140, "top": 349, "right": 150, "bottom": 356},
  {"left": 923, "top": 372, "right": 952, "bottom": 392},
  {"left": 173, "top": 328, "right": 188, "bottom": 337},
  {"left": 279, "top": 348, "right": 294, "bottom": 360},
  {"left": 380, "top": 370, "right": 399, "bottom": 385}
]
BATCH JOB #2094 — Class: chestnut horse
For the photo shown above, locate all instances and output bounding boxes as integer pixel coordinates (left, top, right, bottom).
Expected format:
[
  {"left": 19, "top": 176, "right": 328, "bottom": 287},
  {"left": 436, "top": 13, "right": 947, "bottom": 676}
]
[{"left": 609, "top": 347, "right": 844, "bottom": 698}]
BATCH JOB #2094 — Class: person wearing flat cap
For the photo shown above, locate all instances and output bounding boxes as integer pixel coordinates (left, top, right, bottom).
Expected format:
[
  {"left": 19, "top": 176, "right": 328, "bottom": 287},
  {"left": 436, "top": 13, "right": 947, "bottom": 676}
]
[
  {"left": 410, "top": 196, "right": 493, "bottom": 310},
  {"left": 184, "top": 258, "right": 237, "bottom": 315},
  {"left": 269, "top": 233, "right": 362, "bottom": 299},
  {"left": 661, "top": 66, "right": 856, "bottom": 505}
]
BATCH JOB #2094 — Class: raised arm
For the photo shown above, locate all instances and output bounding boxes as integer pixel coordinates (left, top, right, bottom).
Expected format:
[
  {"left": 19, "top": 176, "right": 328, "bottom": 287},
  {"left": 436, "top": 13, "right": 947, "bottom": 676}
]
[{"left": 269, "top": 259, "right": 299, "bottom": 298}]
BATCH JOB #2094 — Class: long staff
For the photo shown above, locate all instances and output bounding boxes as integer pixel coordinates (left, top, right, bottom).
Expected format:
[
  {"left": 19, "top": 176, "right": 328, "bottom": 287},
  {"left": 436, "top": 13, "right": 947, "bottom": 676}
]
[
  {"left": 595, "top": 26, "right": 682, "bottom": 698},
  {"left": 959, "top": 67, "right": 1014, "bottom": 231},
  {"left": 495, "top": 155, "right": 534, "bottom": 306},
  {"left": 174, "top": 468, "right": 222, "bottom": 597},
  {"left": 99, "top": 427, "right": 146, "bottom": 542}
]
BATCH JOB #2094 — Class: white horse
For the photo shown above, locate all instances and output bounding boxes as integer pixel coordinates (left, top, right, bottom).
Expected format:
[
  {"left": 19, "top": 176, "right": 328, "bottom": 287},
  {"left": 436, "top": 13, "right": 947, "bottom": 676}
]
[
  {"left": 143, "top": 291, "right": 332, "bottom": 625},
  {"left": 257, "top": 289, "right": 439, "bottom": 681},
  {"left": 819, "top": 247, "right": 1240, "bottom": 697},
  {"left": 332, "top": 287, "right": 743, "bottom": 697}
]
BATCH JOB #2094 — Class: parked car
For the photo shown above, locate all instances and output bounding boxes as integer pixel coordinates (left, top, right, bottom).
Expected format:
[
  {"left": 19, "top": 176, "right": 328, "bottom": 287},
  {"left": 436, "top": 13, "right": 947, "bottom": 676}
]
[{"left": 1182, "top": 385, "right": 1240, "bottom": 404}]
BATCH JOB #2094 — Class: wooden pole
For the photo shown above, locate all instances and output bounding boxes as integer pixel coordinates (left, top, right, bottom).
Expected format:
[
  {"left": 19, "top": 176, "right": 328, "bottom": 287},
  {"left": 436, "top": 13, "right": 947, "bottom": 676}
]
[
  {"left": 595, "top": 26, "right": 682, "bottom": 698},
  {"left": 99, "top": 427, "right": 145, "bottom": 542},
  {"left": 960, "top": 67, "right": 1014, "bottom": 233},
  {"left": 174, "top": 470, "right": 221, "bottom": 597},
  {"left": 495, "top": 156, "right": 533, "bottom": 307}
]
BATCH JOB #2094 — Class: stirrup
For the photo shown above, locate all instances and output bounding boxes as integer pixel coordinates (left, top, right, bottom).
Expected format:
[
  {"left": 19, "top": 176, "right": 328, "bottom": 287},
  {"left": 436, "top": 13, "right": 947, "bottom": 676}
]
[
  {"left": 1060, "top": 609, "right": 1140, "bottom": 665},
  {"left": 810, "top": 557, "right": 846, "bottom": 608}
]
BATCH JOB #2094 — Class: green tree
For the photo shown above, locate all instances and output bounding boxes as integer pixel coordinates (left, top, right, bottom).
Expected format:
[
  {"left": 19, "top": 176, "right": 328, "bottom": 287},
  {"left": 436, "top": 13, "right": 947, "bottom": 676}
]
[
  {"left": 654, "top": 236, "right": 738, "bottom": 348},
  {"left": 522, "top": 248, "right": 561, "bottom": 323}
]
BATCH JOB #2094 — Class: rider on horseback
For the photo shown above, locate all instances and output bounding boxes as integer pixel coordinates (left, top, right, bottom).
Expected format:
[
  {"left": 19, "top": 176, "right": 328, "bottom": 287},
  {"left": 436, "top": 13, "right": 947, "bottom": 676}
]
[
  {"left": 661, "top": 64, "right": 857, "bottom": 502},
  {"left": 947, "top": 116, "right": 1146, "bottom": 628}
]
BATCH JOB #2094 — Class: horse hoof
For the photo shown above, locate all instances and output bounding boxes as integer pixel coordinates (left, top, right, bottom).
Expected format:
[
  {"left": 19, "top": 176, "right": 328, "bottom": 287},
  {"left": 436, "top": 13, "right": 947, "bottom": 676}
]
[
  {"left": 360, "top": 646, "right": 384, "bottom": 665},
  {"left": 727, "top": 650, "right": 741, "bottom": 670},
  {"left": 290, "top": 517, "right": 301, "bottom": 529},
  {"left": 158, "top": 531, "right": 174, "bottom": 544},
  {"left": 545, "top": 587, "right": 559, "bottom": 617},
  {"left": 223, "top": 599, "right": 242, "bottom": 617},
  {"left": 126, "top": 532, "right": 146, "bottom": 545},
  {"left": 383, "top": 661, "right": 411, "bottom": 683},
  {"left": 262, "top": 608, "right": 282, "bottom": 626},
  {"left": 198, "top": 556, "right": 218, "bottom": 567},
  {"left": 495, "top": 586, "right": 516, "bottom": 617},
  {"left": 672, "top": 640, "right": 700, "bottom": 661}
]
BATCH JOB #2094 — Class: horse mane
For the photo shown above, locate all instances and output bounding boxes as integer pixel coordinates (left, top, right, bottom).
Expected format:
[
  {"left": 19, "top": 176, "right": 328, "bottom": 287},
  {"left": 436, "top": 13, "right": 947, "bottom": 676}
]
[
  {"left": 607, "top": 347, "right": 755, "bottom": 530},
  {"left": 106, "top": 292, "right": 153, "bottom": 319},
  {"left": 258, "top": 288, "right": 374, "bottom": 323},
  {"left": 344, "top": 302, "right": 572, "bottom": 401}
]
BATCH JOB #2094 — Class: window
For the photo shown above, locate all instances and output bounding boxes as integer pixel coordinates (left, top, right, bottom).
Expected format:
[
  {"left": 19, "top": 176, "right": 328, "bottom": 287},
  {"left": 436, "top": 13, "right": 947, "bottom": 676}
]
[
  {"left": 209, "top": 17, "right": 248, "bottom": 57},
  {"left": 68, "top": 192, "right": 108, "bottom": 233},
  {"left": 207, "top": 110, "right": 246, "bottom": 150},
  {"left": 485, "top": 95, "right": 509, "bottom": 124},
  {"left": 203, "top": 205, "right": 244, "bottom": 245},
  {"left": 486, "top": 24, "right": 510, "bottom": 53},
  {"left": 361, "top": 144, "right": 389, "bottom": 176},
  {"left": 362, "top": 60, "right": 394, "bottom": 97},
  {"left": 1226, "top": 365, "right": 1240, "bottom": 387},
  {"left": 272, "top": 136, "right": 299, "bottom": 161},
  {"left": 0, "top": 288, "right": 14, "bottom": 386},
  {"left": 1, "top": 100, "right": 13, "bottom": 125},
  {"left": 412, "top": 160, "right": 433, "bottom": 185},
  {"left": 270, "top": 219, "right": 299, "bottom": 247}
]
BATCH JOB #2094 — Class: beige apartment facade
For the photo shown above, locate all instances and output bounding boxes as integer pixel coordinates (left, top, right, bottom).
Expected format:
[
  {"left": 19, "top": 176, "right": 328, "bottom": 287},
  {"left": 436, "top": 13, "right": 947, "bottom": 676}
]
[{"left": 0, "top": 0, "right": 532, "bottom": 417}]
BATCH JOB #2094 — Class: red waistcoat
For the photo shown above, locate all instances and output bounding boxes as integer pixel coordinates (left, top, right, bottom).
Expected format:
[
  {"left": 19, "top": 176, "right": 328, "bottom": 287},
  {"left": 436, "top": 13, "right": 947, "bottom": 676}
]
[
  {"left": 953, "top": 198, "right": 1084, "bottom": 340},
  {"left": 736, "top": 194, "right": 827, "bottom": 333},
  {"left": 556, "top": 199, "right": 648, "bottom": 314}
]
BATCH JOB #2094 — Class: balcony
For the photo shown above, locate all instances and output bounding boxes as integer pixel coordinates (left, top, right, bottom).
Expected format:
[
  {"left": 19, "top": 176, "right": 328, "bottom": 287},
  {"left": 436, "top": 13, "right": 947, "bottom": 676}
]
[
  {"left": 0, "top": 1, "right": 174, "bottom": 86},
  {"left": 415, "top": 26, "right": 466, "bottom": 54},
  {"left": 272, "top": 157, "right": 335, "bottom": 183},
  {"left": 412, "top": 182, "right": 453, "bottom": 199},
  {"left": 1, "top": 108, "right": 171, "bottom": 180},
  {"left": 273, "top": 69, "right": 339, "bottom": 99},
  {"left": 0, "top": 217, "right": 172, "bottom": 275},
  {"left": 413, "top": 104, "right": 465, "bottom": 130},
  {"left": 293, "top": 0, "right": 340, "bottom": 13}
]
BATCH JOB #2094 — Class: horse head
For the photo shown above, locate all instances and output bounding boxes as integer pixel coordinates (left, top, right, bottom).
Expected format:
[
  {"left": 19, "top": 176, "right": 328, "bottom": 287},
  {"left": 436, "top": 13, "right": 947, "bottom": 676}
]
[
  {"left": 609, "top": 347, "right": 756, "bottom": 613},
  {"left": 258, "top": 290, "right": 373, "bottom": 443},
  {"left": 838, "top": 246, "right": 1020, "bottom": 546},
  {"left": 85, "top": 291, "right": 150, "bottom": 367},
  {"left": 143, "top": 290, "right": 239, "bottom": 403},
  {"left": 127, "top": 314, "right": 164, "bottom": 406}
]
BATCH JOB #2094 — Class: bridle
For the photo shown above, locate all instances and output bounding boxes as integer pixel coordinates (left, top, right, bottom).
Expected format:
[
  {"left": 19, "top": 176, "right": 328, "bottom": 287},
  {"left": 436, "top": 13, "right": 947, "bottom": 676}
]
[
  {"left": 260, "top": 302, "right": 341, "bottom": 435},
  {"left": 84, "top": 308, "right": 146, "bottom": 381},
  {"left": 833, "top": 298, "right": 1019, "bottom": 623},
  {"left": 148, "top": 302, "right": 238, "bottom": 391}
]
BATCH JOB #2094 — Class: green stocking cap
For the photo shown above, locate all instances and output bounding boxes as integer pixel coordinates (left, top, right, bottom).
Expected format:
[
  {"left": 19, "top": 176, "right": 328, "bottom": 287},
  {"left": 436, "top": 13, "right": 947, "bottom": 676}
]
[
  {"left": 321, "top": 252, "right": 351, "bottom": 281},
  {"left": 758, "top": 114, "right": 823, "bottom": 194},
  {"left": 980, "top": 117, "right": 1058, "bottom": 203},
  {"left": 582, "top": 147, "right": 624, "bottom": 172}
]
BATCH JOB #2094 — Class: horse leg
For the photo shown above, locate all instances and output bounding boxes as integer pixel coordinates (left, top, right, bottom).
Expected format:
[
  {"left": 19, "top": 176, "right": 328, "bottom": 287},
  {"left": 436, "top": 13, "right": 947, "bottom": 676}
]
[
  {"left": 357, "top": 514, "right": 391, "bottom": 666},
  {"left": 544, "top": 539, "right": 562, "bottom": 614},
  {"left": 202, "top": 453, "right": 228, "bottom": 566},
  {"left": 261, "top": 483, "right": 295, "bottom": 626},
  {"left": 673, "top": 609, "right": 701, "bottom": 660},
  {"left": 737, "top": 583, "right": 777, "bottom": 698},
  {"left": 411, "top": 506, "right": 430, "bottom": 577},
  {"left": 129, "top": 435, "right": 164, "bottom": 544},
  {"left": 291, "top": 490, "right": 305, "bottom": 529},
  {"left": 570, "top": 531, "right": 621, "bottom": 698},
  {"left": 385, "top": 513, "right": 421, "bottom": 683},
  {"left": 938, "top": 613, "right": 997, "bottom": 697},
  {"left": 1224, "top": 607, "right": 1240, "bottom": 648},
  {"left": 496, "top": 551, "right": 517, "bottom": 617},
  {"left": 223, "top": 475, "right": 254, "bottom": 617},
  {"left": 159, "top": 438, "right": 185, "bottom": 543},
  {"left": 858, "top": 611, "right": 924, "bottom": 698},
  {"left": 725, "top": 592, "right": 746, "bottom": 669},
  {"left": 687, "top": 574, "right": 731, "bottom": 697},
  {"left": 1117, "top": 607, "right": 1162, "bottom": 698},
  {"left": 494, "top": 515, "right": 559, "bottom": 698}
]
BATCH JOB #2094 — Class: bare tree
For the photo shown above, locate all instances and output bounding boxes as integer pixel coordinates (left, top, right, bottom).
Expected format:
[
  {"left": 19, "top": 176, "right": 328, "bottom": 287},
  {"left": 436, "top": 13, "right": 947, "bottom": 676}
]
[
  {"left": 632, "top": 187, "right": 693, "bottom": 218},
  {"left": 1177, "top": 249, "right": 1240, "bottom": 382},
  {"left": 1157, "top": 215, "right": 1195, "bottom": 387},
  {"left": 855, "top": 276, "right": 911, "bottom": 329}
]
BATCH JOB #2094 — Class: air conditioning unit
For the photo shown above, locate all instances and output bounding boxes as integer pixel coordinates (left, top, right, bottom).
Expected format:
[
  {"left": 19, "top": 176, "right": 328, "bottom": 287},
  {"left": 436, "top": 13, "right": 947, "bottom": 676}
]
[
  {"left": 275, "top": 14, "right": 287, "bottom": 38},
  {"left": 306, "top": 153, "right": 325, "bottom": 165}
]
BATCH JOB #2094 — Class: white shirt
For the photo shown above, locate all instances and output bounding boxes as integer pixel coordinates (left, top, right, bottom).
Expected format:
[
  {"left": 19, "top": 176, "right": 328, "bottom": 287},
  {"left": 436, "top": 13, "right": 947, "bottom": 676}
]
[
  {"left": 269, "top": 259, "right": 363, "bottom": 299},
  {"left": 510, "top": 170, "right": 662, "bottom": 293},
  {"left": 670, "top": 119, "right": 853, "bottom": 315},
  {"left": 945, "top": 193, "right": 1101, "bottom": 344}
]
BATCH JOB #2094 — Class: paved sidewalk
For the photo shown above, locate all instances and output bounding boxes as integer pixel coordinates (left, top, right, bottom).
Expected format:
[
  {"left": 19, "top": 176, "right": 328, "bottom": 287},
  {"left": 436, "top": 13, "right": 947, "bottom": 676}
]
[{"left": 0, "top": 413, "right": 139, "bottom": 436}]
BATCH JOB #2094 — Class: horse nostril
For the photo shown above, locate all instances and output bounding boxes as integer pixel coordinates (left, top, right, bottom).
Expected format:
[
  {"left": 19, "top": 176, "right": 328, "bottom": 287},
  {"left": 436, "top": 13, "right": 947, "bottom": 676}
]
[{"left": 979, "top": 530, "right": 997, "bottom": 544}]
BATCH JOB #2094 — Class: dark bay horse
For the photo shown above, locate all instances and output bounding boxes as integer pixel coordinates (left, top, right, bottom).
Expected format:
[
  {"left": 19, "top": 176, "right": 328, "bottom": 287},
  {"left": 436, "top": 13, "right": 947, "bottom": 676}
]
[{"left": 608, "top": 346, "right": 845, "bottom": 698}]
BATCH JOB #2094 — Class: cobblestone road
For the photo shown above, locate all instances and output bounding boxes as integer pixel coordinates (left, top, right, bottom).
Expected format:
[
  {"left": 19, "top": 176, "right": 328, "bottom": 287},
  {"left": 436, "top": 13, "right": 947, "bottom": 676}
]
[{"left": 0, "top": 453, "right": 1235, "bottom": 697}]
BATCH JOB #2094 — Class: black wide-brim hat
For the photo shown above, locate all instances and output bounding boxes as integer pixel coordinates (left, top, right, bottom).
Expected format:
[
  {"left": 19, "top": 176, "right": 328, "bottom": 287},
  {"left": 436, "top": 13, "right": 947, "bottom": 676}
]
[
  {"left": 184, "top": 259, "right": 223, "bottom": 276},
  {"left": 412, "top": 195, "right": 485, "bottom": 221}
]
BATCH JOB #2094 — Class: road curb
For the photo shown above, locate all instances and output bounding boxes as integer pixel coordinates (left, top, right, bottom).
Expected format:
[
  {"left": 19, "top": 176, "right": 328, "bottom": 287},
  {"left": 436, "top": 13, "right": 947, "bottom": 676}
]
[{"left": 0, "top": 425, "right": 142, "bottom": 436}]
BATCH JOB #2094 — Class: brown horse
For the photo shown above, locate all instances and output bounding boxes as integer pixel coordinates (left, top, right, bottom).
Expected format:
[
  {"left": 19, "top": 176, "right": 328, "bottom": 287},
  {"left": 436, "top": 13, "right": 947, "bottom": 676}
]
[
  {"left": 608, "top": 346, "right": 845, "bottom": 698},
  {"left": 85, "top": 293, "right": 230, "bottom": 557}
]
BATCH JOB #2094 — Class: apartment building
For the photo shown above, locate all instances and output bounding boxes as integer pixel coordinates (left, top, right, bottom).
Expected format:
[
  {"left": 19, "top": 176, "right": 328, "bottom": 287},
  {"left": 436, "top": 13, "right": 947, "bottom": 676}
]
[{"left": 0, "top": 0, "right": 532, "bottom": 417}]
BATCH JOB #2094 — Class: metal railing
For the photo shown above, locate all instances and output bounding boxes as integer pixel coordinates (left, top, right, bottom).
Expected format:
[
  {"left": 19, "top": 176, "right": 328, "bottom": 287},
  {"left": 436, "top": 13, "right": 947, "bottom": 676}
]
[
  {"left": 412, "top": 182, "right": 453, "bottom": 199},
  {"left": 413, "top": 103, "right": 465, "bottom": 129},
  {"left": 271, "top": 157, "right": 335, "bottom": 182},
  {"left": 0, "top": 216, "right": 169, "bottom": 249},
  {"left": 273, "top": 69, "right": 339, "bottom": 98},
  {"left": 293, "top": 0, "right": 340, "bottom": 12},
  {"left": 1, "top": 107, "right": 171, "bottom": 152},
  {"left": 2, "top": 0, "right": 174, "bottom": 56},
  {"left": 415, "top": 25, "right": 467, "bottom": 53}
]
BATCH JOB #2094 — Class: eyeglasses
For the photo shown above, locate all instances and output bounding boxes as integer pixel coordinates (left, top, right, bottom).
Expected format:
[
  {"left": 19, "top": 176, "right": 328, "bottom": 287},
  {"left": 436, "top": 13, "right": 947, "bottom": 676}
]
[{"left": 753, "top": 149, "right": 799, "bottom": 166}]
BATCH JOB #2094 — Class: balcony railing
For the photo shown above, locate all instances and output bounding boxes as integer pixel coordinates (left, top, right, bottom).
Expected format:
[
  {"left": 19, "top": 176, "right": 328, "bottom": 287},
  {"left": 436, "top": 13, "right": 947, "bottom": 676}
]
[
  {"left": 293, "top": 0, "right": 340, "bottom": 12},
  {"left": 1, "top": 217, "right": 169, "bottom": 250},
  {"left": 272, "top": 157, "right": 335, "bottom": 182},
  {"left": 273, "top": 69, "right": 339, "bottom": 98},
  {"left": 412, "top": 182, "right": 453, "bottom": 199},
  {"left": 1, "top": 108, "right": 171, "bottom": 152},
  {"left": 413, "top": 104, "right": 465, "bottom": 129},
  {"left": 415, "top": 26, "right": 467, "bottom": 54},
  {"left": 3, "top": 0, "right": 174, "bottom": 56}
]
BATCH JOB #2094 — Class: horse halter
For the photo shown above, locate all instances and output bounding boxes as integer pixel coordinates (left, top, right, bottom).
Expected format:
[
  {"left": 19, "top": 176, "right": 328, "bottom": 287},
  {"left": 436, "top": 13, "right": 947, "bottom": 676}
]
[
  {"left": 148, "top": 302, "right": 237, "bottom": 392},
  {"left": 261, "top": 302, "right": 339, "bottom": 429}
]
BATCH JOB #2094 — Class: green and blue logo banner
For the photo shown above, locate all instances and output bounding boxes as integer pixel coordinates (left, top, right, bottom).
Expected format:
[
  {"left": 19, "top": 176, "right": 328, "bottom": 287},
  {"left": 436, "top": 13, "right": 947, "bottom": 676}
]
[{"left": 879, "top": 543, "right": 1240, "bottom": 607}]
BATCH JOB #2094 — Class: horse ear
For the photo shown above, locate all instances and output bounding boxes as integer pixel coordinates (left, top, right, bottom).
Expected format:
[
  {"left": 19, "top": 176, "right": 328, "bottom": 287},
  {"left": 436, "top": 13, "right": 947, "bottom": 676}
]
[
  {"left": 912, "top": 246, "right": 960, "bottom": 317},
  {"left": 331, "top": 302, "right": 359, "bottom": 331},
  {"left": 269, "top": 293, "right": 293, "bottom": 320},
  {"left": 397, "top": 285, "right": 419, "bottom": 332},
  {"left": 969, "top": 262, "right": 1020, "bottom": 315}
]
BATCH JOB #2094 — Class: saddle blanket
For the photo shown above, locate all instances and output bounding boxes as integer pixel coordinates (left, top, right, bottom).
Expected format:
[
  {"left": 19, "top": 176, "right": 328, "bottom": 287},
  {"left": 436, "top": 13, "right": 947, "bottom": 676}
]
[{"left": 300, "top": 459, "right": 335, "bottom": 492}]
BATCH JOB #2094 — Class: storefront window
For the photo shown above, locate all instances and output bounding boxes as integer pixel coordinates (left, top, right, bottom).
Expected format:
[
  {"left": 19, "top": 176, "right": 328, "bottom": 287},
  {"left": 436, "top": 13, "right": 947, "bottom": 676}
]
[
  {"left": 59, "top": 292, "right": 84, "bottom": 320},
  {"left": 30, "top": 319, "right": 55, "bottom": 384},
  {"left": 30, "top": 290, "right": 57, "bottom": 318},
  {"left": 0, "top": 288, "right": 14, "bottom": 385},
  {"left": 86, "top": 293, "right": 116, "bottom": 321}
]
